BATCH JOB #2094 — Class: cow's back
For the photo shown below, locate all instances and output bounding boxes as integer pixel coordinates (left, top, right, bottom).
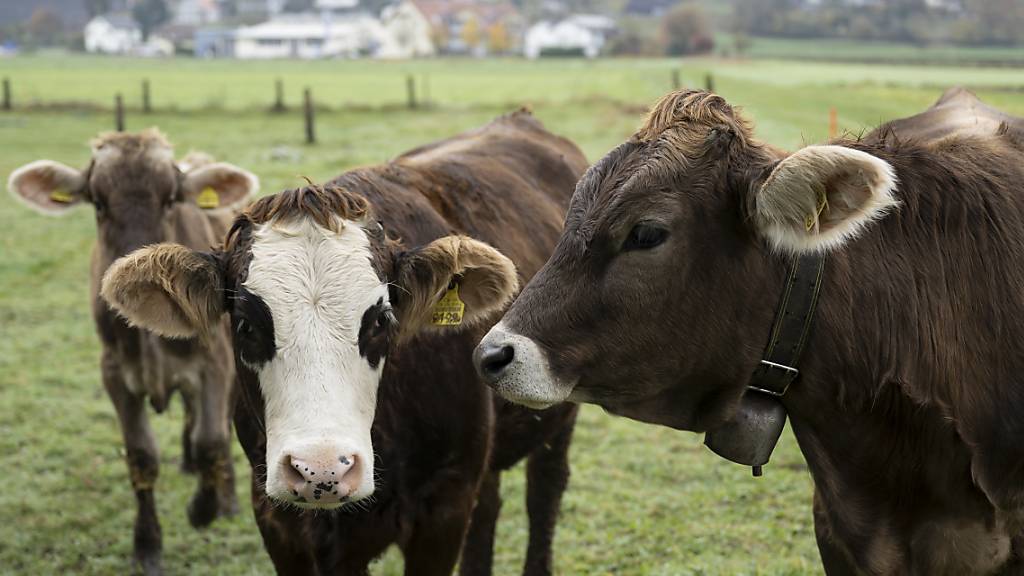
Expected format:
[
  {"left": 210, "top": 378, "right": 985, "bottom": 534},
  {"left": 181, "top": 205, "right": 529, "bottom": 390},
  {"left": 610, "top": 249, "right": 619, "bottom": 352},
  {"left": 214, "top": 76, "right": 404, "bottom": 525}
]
[
  {"left": 337, "top": 110, "right": 588, "bottom": 281},
  {"left": 869, "top": 86, "right": 1024, "bottom": 145}
]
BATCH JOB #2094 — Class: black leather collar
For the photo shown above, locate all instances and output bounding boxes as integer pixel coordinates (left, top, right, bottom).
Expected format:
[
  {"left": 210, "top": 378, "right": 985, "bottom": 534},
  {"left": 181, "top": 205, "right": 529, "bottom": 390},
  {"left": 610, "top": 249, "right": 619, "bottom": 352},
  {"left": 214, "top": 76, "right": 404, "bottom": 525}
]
[{"left": 748, "top": 252, "right": 825, "bottom": 398}]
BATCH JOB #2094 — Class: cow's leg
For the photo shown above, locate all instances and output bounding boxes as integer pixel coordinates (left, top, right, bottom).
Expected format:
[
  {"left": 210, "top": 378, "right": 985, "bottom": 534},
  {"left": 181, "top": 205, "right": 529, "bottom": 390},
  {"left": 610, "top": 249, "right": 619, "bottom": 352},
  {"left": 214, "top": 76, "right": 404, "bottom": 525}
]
[
  {"left": 103, "top": 356, "right": 162, "bottom": 576},
  {"left": 522, "top": 416, "right": 575, "bottom": 576},
  {"left": 180, "top": 391, "right": 196, "bottom": 474},
  {"left": 813, "top": 493, "right": 858, "bottom": 576},
  {"left": 402, "top": 488, "right": 477, "bottom": 576},
  {"left": 182, "top": 365, "right": 237, "bottom": 528},
  {"left": 459, "top": 470, "right": 502, "bottom": 576}
]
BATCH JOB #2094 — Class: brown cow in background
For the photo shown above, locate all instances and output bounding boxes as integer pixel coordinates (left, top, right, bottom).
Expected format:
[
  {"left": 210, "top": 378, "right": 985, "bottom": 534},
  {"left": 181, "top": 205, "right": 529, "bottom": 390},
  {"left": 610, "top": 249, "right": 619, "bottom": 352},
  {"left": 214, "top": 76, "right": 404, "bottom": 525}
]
[
  {"left": 8, "top": 129, "right": 258, "bottom": 576},
  {"left": 102, "top": 111, "right": 585, "bottom": 575}
]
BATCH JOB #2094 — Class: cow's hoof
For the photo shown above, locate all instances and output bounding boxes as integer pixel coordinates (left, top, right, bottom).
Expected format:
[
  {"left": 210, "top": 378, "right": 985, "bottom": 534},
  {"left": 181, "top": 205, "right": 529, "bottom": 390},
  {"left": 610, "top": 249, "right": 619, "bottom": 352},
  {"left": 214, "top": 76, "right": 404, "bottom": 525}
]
[
  {"left": 187, "top": 489, "right": 219, "bottom": 528},
  {"left": 133, "top": 552, "right": 162, "bottom": 576}
]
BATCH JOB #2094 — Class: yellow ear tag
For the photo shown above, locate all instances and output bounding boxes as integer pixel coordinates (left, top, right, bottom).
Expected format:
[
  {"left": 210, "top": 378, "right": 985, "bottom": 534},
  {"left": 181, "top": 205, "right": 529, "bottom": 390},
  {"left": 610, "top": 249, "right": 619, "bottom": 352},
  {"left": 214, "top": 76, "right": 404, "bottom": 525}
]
[
  {"left": 805, "top": 188, "right": 829, "bottom": 232},
  {"left": 196, "top": 187, "right": 220, "bottom": 209},
  {"left": 431, "top": 282, "right": 465, "bottom": 326},
  {"left": 50, "top": 189, "right": 74, "bottom": 204}
]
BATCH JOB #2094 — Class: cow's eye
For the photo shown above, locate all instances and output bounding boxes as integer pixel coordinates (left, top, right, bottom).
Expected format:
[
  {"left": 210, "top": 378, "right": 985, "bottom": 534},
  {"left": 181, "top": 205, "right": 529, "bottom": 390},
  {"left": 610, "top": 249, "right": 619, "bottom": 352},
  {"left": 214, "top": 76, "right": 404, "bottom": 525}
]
[
  {"left": 375, "top": 306, "right": 395, "bottom": 331},
  {"left": 236, "top": 318, "right": 253, "bottom": 336},
  {"left": 623, "top": 223, "right": 668, "bottom": 251}
]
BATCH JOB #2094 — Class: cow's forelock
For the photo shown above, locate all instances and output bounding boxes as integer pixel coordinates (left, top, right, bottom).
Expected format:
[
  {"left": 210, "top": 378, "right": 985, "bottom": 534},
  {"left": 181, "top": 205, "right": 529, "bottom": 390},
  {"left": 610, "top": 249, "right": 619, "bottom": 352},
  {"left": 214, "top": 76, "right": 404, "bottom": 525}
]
[{"left": 237, "top": 215, "right": 388, "bottom": 506}]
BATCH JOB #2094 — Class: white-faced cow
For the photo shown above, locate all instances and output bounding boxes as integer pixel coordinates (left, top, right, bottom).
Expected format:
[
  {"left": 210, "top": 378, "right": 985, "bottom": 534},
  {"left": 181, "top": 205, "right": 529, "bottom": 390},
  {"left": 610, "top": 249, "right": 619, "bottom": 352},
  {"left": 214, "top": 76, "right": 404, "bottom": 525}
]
[
  {"left": 476, "top": 89, "right": 1024, "bottom": 574},
  {"left": 8, "top": 129, "right": 257, "bottom": 576},
  {"left": 101, "top": 111, "right": 585, "bottom": 575}
]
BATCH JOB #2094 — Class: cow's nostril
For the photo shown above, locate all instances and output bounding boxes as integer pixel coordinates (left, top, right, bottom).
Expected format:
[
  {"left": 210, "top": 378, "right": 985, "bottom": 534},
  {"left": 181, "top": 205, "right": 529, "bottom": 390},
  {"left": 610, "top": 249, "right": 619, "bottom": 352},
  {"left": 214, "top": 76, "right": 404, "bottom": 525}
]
[
  {"left": 480, "top": 344, "right": 515, "bottom": 377},
  {"left": 283, "top": 455, "right": 307, "bottom": 488}
]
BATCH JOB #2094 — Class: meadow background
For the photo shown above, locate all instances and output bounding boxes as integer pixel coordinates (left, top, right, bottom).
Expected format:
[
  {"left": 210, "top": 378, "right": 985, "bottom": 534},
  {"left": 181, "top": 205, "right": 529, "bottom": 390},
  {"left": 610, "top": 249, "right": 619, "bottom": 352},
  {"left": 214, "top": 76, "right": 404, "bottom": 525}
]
[{"left": 2, "top": 46, "right": 1024, "bottom": 575}]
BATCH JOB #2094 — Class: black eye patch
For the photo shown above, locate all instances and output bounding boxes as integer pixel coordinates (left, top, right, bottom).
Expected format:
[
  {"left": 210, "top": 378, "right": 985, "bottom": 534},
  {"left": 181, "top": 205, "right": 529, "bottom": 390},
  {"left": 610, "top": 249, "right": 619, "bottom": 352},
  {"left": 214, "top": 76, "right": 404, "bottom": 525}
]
[
  {"left": 358, "top": 298, "right": 395, "bottom": 369},
  {"left": 231, "top": 287, "right": 276, "bottom": 368}
]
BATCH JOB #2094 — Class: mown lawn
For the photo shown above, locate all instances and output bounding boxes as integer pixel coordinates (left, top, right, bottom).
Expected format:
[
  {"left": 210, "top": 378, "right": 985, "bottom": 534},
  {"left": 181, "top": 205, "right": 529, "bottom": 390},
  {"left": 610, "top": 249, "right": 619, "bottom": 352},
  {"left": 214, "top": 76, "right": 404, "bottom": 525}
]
[{"left": 1, "top": 56, "right": 1022, "bottom": 575}]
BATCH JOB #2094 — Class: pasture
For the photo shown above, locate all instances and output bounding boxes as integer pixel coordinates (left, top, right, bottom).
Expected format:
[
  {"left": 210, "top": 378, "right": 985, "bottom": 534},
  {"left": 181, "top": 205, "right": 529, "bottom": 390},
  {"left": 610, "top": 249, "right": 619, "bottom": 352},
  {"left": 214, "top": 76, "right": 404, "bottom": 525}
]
[{"left": 1, "top": 54, "right": 1023, "bottom": 575}]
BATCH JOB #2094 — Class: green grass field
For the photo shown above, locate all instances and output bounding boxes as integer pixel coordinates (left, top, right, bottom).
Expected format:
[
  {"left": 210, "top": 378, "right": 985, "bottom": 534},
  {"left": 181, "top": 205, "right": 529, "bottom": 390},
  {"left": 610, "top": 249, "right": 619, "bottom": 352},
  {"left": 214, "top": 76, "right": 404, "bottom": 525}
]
[{"left": 1, "top": 54, "right": 1023, "bottom": 575}]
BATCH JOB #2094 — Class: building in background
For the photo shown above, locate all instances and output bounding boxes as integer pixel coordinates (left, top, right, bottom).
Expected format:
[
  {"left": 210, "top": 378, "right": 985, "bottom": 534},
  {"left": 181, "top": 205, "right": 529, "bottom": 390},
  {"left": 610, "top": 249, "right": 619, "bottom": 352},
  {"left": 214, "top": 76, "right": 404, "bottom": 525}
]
[
  {"left": 232, "top": 12, "right": 389, "bottom": 58},
  {"left": 171, "top": 0, "right": 222, "bottom": 25},
  {"left": 413, "top": 0, "right": 523, "bottom": 56},
  {"left": 524, "top": 14, "right": 615, "bottom": 58},
  {"left": 194, "top": 27, "right": 237, "bottom": 56},
  {"left": 379, "top": 0, "right": 436, "bottom": 58},
  {"left": 83, "top": 12, "right": 141, "bottom": 53}
]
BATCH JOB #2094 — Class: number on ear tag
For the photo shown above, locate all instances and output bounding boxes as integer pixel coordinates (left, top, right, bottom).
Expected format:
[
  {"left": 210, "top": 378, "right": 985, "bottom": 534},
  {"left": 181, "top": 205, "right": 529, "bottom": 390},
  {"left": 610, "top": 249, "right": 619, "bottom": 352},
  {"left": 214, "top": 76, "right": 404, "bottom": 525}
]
[
  {"left": 431, "top": 282, "right": 465, "bottom": 326},
  {"left": 50, "top": 189, "right": 74, "bottom": 204},
  {"left": 196, "top": 187, "right": 220, "bottom": 209}
]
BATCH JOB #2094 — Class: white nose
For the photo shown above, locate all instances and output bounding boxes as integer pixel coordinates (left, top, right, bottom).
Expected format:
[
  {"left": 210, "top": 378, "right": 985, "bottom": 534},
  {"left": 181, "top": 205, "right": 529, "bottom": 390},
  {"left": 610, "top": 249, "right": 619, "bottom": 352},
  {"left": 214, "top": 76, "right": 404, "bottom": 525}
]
[
  {"left": 280, "top": 447, "right": 362, "bottom": 505},
  {"left": 474, "top": 323, "right": 576, "bottom": 409}
]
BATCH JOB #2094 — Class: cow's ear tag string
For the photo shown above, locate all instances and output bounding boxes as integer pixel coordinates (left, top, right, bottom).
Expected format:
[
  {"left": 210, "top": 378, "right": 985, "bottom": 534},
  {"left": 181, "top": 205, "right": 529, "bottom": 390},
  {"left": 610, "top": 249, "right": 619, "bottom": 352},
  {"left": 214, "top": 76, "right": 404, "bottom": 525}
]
[
  {"left": 197, "top": 187, "right": 220, "bottom": 209},
  {"left": 431, "top": 280, "right": 465, "bottom": 326},
  {"left": 704, "top": 252, "right": 825, "bottom": 476},
  {"left": 50, "top": 188, "right": 74, "bottom": 204}
]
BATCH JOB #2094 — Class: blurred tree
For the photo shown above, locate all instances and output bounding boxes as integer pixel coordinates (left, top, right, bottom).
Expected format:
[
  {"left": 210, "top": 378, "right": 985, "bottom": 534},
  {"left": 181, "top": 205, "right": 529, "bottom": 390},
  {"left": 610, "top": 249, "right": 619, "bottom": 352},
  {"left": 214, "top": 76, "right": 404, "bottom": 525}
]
[
  {"left": 132, "top": 0, "right": 169, "bottom": 41},
  {"left": 27, "top": 8, "right": 64, "bottom": 46},
  {"left": 660, "top": 3, "right": 714, "bottom": 56},
  {"left": 487, "top": 22, "right": 511, "bottom": 54},
  {"left": 965, "top": 0, "right": 1024, "bottom": 44},
  {"left": 83, "top": 0, "right": 112, "bottom": 18},
  {"left": 460, "top": 14, "right": 481, "bottom": 50}
]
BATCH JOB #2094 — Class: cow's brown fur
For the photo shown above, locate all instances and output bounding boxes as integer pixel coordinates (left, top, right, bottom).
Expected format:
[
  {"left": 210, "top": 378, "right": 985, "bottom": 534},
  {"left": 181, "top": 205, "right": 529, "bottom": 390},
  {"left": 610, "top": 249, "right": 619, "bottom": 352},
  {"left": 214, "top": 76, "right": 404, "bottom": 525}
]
[
  {"left": 212, "top": 111, "right": 584, "bottom": 575},
  {"left": 495, "top": 89, "right": 1024, "bottom": 574},
  {"left": 10, "top": 130, "right": 246, "bottom": 576}
]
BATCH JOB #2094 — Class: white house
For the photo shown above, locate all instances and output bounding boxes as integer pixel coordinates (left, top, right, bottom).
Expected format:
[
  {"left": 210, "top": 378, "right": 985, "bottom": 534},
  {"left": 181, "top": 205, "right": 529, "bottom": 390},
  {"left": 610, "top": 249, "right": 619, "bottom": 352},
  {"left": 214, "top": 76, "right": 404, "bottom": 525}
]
[
  {"left": 233, "top": 14, "right": 390, "bottom": 59},
  {"left": 378, "top": 0, "right": 435, "bottom": 58},
  {"left": 524, "top": 15, "right": 614, "bottom": 59},
  {"left": 84, "top": 13, "right": 142, "bottom": 54}
]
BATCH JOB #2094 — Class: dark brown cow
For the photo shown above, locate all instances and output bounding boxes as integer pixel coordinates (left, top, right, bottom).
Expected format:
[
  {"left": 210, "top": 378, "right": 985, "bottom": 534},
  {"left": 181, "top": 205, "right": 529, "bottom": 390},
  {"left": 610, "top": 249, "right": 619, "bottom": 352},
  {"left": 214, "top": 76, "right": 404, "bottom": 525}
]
[
  {"left": 8, "top": 130, "right": 258, "bottom": 575},
  {"left": 101, "top": 111, "right": 586, "bottom": 575},
  {"left": 476, "top": 89, "right": 1024, "bottom": 574}
]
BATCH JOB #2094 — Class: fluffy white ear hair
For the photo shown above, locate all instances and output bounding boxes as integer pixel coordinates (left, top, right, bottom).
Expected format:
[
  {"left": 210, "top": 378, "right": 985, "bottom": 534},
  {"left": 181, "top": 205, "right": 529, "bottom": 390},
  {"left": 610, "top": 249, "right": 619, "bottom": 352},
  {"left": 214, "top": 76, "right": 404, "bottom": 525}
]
[{"left": 755, "top": 145, "right": 898, "bottom": 253}]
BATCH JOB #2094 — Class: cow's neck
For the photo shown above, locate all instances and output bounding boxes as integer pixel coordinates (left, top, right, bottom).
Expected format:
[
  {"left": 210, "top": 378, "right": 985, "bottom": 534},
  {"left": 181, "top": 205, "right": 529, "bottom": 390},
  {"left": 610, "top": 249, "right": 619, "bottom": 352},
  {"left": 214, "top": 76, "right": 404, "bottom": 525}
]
[{"left": 775, "top": 247, "right": 1003, "bottom": 569}]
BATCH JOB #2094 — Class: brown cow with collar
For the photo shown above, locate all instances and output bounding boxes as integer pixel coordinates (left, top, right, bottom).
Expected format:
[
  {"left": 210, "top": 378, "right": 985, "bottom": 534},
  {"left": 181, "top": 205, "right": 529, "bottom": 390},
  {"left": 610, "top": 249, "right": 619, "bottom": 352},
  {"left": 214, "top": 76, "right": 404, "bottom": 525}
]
[
  {"left": 476, "top": 89, "right": 1024, "bottom": 574},
  {"left": 101, "top": 111, "right": 584, "bottom": 575},
  {"left": 8, "top": 129, "right": 257, "bottom": 576}
]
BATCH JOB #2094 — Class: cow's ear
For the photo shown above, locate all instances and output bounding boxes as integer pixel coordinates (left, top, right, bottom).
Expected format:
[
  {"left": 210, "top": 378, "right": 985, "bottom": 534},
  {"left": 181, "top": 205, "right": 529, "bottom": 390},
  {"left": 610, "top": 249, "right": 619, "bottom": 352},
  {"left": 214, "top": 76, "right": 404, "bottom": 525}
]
[
  {"left": 101, "top": 243, "right": 225, "bottom": 340},
  {"left": 181, "top": 162, "right": 258, "bottom": 212},
  {"left": 8, "top": 160, "right": 87, "bottom": 216},
  {"left": 754, "top": 145, "right": 898, "bottom": 253},
  {"left": 392, "top": 235, "right": 519, "bottom": 338}
]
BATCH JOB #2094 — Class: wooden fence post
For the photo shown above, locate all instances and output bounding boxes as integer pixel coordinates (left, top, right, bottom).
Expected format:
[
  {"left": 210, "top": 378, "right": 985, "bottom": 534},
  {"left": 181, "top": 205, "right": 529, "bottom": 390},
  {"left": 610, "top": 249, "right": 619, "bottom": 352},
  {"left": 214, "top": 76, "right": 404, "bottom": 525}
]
[
  {"left": 273, "top": 78, "right": 285, "bottom": 112},
  {"left": 2, "top": 78, "right": 10, "bottom": 111},
  {"left": 406, "top": 75, "right": 417, "bottom": 110},
  {"left": 142, "top": 79, "right": 151, "bottom": 114},
  {"left": 304, "top": 87, "right": 315, "bottom": 144},
  {"left": 704, "top": 73, "right": 715, "bottom": 93},
  {"left": 672, "top": 69, "right": 681, "bottom": 90},
  {"left": 115, "top": 93, "right": 125, "bottom": 132}
]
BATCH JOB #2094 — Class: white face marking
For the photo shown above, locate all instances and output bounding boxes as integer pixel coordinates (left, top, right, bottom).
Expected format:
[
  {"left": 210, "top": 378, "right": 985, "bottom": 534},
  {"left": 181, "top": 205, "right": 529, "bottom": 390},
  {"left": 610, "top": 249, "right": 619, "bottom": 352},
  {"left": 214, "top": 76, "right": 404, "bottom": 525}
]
[{"left": 245, "top": 216, "right": 388, "bottom": 506}]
